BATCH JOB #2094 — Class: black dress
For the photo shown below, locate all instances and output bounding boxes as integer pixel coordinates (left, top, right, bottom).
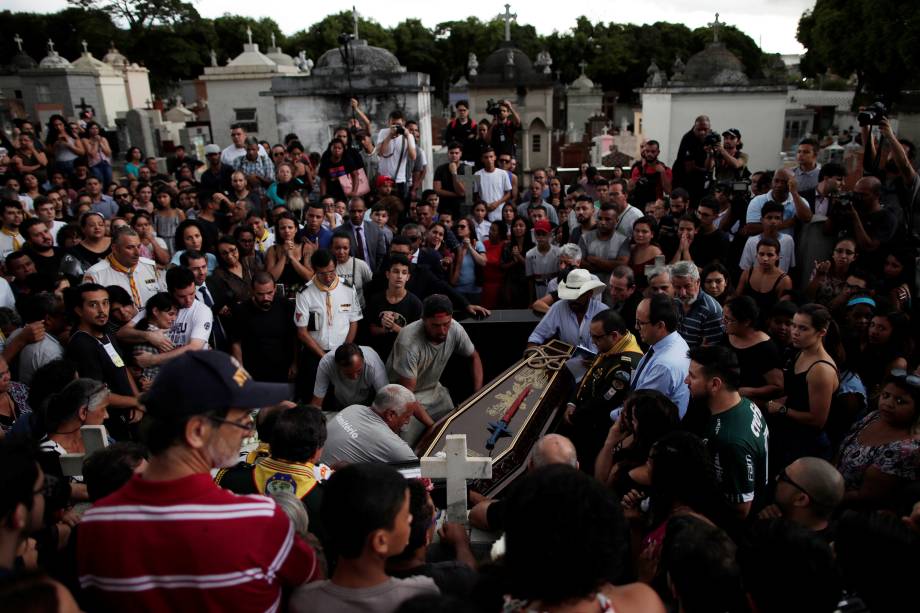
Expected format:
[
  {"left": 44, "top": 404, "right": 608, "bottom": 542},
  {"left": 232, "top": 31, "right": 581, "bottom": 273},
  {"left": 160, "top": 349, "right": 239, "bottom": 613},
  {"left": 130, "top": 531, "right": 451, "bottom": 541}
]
[
  {"left": 769, "top": 354, "right": 836, "bottom": 474},
  {"left": 741, "top": 269, "right": 786, "bottom": 325}
]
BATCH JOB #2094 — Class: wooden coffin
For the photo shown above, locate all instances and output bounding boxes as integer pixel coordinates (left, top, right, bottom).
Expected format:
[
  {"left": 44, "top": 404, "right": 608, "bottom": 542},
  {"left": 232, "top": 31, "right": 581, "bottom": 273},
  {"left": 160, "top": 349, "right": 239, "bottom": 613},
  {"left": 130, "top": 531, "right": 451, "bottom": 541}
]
[{"left": 418, "top": 339, "right": 575, "bottom": 497}]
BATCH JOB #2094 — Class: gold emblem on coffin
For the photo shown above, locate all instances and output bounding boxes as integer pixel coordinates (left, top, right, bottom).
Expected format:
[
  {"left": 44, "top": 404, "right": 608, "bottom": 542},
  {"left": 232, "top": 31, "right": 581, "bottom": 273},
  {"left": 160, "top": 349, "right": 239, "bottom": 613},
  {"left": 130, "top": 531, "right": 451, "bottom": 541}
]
[{"left": 485, "top": 369, "right": 548, "bottom": 419}]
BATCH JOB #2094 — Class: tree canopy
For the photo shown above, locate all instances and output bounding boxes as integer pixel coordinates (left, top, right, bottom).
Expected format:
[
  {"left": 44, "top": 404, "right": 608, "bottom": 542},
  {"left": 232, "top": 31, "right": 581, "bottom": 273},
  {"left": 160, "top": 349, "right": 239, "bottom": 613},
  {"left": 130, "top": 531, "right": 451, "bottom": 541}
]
[{"left": 0, "top": 5, "right": 831, "bottom": 102}]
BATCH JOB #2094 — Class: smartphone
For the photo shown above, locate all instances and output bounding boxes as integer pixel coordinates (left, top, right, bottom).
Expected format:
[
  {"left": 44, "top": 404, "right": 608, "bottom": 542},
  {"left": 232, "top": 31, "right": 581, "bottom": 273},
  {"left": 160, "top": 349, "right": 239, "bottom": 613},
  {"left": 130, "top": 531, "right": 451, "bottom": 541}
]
[{"left": 275, "top": 283, "right": 285, "bottom": 296}]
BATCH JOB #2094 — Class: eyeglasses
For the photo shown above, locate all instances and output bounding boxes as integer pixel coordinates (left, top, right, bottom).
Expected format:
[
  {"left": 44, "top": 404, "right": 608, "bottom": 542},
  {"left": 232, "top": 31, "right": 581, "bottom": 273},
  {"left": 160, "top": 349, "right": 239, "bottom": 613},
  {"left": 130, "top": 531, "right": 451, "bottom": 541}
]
[
  {"left": 723, "top": 315, "right": 737, "bottom": 324},
  {"left": 834, "top": 248, "right": 855, "bottom": 255},
  {"left": 776, "top": 468, "right": 817, "bottom": 501},
  {"left": 218, "top": 247, "right": 238, "bottom": 257},
  {"left": 590, "top": 332, "right": 609, "bottom": 340},
  {"left": 890, "top": 369, "right": 920, "bottom": 389},
  {"left": 209, "top": 415, "right": 255, "bottom": 433},
  {"left": 634, "top": 318, "right": 650, "bottom": 327},
  {"left": 406, "top": 235, "right": 421, "bottom": 242},
  {"left": 498, "top": 158, "right": 512, "bottom": 164}
]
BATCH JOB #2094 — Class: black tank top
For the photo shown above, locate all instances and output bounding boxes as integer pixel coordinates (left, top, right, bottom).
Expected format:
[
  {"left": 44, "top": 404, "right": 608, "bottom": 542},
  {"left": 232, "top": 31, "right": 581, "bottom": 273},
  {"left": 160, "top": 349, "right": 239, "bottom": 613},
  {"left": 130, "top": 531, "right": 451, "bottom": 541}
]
[{"left": 742, "top": 268, "right": 786, "bottom": 321}]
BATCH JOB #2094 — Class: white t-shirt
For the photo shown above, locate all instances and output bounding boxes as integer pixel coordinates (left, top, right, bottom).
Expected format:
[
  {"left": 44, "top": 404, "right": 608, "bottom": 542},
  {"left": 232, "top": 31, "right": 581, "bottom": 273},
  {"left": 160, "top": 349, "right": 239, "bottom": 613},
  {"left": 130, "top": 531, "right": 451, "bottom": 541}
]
[
  {"left": 335, "top": 257, "right": 374, "bottom": 308},
  {"left": 739, "top": 233, "right": 796, "bottom": 273},
  {"left": 130, "top": 299, "right": 212, "bottom": 349},
  {"left": 294, "top": 278, "right": 362, "bottom": 351},
  {"left": 375, "top": 128, "right": 416, "bottom": 184},
  {"left": 525, "top": 245, "right": 561, "bottom": 299},
  {"left": 474, "top": 168, "right": 512, "bottom": 221},
  {"left": 320, "top": 404, "right": 417, "bottom": 466}
]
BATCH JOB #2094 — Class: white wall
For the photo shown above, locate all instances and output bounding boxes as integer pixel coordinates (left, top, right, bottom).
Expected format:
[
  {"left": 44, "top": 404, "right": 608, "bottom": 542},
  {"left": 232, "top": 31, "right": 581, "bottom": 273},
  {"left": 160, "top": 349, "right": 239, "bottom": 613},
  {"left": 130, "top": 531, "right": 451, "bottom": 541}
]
[
  {"left": 642, "top": 91, "right": 786, "bottom": 172},
  {"left": 96, "top": 74, "right": 129, "bottom": 128},
  {"left": 205, "top": 77, "right": 277, "bottom": 147}
]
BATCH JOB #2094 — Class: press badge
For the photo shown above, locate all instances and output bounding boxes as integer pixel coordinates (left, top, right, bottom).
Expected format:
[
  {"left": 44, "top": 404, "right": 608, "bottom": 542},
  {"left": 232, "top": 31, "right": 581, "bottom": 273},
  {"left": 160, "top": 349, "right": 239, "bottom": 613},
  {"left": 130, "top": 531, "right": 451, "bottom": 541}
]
[{"left": 102, "top": 342, "right": 125, "bottom": 368}]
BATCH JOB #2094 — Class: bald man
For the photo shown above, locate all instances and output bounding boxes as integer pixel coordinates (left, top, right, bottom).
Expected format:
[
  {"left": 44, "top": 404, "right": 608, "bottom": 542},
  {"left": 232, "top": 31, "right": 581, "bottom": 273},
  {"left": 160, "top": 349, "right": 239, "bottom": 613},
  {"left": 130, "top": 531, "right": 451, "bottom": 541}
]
[
  {"left": 758, "top": 457, "right": 844, "bottom": 541},
  {"left": 469, "top": 434, "right": 578, "bottom": 531}
]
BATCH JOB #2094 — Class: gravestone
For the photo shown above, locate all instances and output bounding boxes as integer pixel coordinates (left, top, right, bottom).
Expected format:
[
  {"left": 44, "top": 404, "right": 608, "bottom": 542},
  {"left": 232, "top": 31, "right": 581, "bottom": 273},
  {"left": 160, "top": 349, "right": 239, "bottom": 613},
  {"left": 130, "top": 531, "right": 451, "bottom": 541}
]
[
  {"left": 60, "top": 425, "right": 109, "bottom": 478},
  {"left": 124, "top": 109, "right": 158, "bottom": 158},
  {"left": 421, "top": 434, "right": 492, "bottom": 524}
]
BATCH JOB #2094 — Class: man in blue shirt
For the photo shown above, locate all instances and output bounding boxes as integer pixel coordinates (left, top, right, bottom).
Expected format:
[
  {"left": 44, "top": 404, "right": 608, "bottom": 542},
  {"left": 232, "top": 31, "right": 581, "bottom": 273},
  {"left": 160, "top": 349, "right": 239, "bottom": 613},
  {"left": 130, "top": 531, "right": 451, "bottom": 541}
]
[
  {"left": 527, "top": 269, "right": 607, "bottom": 351},
  {"left": 629, "top": 293, "right": 690, "bottom": 418},
  {"left": 295, "top": 201, "right": 333, "bottom": 248}
]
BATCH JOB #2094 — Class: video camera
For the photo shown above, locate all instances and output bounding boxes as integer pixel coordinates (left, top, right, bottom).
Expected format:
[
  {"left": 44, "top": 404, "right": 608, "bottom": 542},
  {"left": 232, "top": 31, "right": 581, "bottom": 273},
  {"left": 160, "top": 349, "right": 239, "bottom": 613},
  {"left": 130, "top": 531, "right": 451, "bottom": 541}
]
[
  {"left": 485, "top": 99, "right": 503, "bottom": 116},
  {"left": 858, "top": 102, "right": 887, "bottom": 127},
  {"left": 337, "top": 33, "right": 355, "bottom": 45},
  {"left": 704, "top": 131, "right": 722, "bottom": 147}
]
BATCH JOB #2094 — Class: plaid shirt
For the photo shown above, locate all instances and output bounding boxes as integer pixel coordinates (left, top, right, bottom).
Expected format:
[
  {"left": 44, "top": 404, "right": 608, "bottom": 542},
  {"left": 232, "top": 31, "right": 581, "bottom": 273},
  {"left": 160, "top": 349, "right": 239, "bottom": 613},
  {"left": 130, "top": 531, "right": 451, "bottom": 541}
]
[{"left": 233, "top": 154, "right": 275, "bottom": 184}]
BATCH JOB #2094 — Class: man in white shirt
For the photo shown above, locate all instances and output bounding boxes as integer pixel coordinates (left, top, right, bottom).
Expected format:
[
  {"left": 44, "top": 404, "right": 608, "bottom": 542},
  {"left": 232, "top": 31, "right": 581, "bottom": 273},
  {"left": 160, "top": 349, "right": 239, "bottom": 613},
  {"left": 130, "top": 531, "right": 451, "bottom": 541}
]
[
  {"left": 117, "top": 266, "right": 213, "bottom": 368},
  {"left": 474, "top": 148, "right": 512, "bottom": 222},
  {"left": 220, "top": 124, "right": 268, "bottom": 166},
  {"left": 294, "top": 248, "right": 362, "bottom": 400},
  {"left": 85, "top": 226, "right": 164, "bottom": 309},
  {"left": 375, "top": 111, "right": 417, "bottom": 198},
  {"left": 0, "top": 200, "right": 24, "bottom": 261},
  {"left": 34, "top": 196, "right": 66, "bottom": 245}
]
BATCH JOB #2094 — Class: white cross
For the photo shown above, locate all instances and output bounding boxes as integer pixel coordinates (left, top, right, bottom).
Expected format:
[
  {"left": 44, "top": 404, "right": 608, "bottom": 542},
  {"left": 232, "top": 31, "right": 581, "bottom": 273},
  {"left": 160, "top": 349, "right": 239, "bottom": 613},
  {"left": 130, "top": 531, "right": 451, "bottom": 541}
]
[
  {"left": 271, "top": 33, "right": 276, "bottom": 48},
  {"left": 81, "top": 40, "right": 89, "bottom": 54},
  {"left": 246, "top": 26, "right": 253, "bottom": 46},
  {"left": 502, "top": 4, "right": 517, "bottom": 42},
  {"left": 47, "top": 39, "right": 55, "bottom": 53},
  {"left": 708, "top": 13, "right": 722, "bottom": 43},
  {"left": 59, "top": 425, "right": 109, "bottom": 478},
  {"left": 14, "top": 34, "right": 23, "bottom": 52},
  {"left": 352, "top": 6, "right": 360, "bottom": 39},
  {"left": 421, "top": 434, "right": 492, "bottom": 525},
  {"left": 578, "top": 60, "right": 588, "bottom": 75},
  {"left": 644, "top": 254, "right": 667, "bottom": 279}
]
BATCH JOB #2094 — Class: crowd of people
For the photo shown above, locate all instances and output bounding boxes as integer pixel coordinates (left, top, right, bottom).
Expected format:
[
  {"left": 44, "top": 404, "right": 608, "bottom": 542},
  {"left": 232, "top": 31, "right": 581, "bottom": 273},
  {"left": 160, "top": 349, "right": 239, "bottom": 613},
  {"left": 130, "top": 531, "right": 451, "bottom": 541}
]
[{"left": 0, "top": 100, "right": 919, "bottom": 612}]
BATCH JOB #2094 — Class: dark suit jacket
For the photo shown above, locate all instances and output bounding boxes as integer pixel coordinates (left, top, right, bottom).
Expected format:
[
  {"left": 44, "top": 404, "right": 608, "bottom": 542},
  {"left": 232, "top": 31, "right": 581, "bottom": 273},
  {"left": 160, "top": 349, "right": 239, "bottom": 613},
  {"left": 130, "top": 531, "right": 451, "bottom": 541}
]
[{"left": 341, "top": 220, "right": 387, "bottom": 272}]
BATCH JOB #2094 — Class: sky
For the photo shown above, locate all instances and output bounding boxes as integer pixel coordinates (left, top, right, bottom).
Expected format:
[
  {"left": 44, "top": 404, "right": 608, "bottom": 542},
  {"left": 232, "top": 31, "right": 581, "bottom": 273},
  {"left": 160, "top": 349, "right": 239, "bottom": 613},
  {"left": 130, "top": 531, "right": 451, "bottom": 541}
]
[{"left": 6, "top": 0, "right": 816, "bottom": 55}]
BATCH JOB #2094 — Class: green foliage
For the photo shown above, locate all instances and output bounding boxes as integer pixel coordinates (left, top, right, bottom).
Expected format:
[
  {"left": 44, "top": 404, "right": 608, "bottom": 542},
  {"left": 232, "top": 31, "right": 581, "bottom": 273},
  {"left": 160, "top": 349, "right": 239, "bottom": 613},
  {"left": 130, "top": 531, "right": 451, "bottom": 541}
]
[
  {"left": 3, "top": 7, "right": 776, "bottom": 103},
  {"left": 797, "top": 0, "right": 920, "bottom": 107}
]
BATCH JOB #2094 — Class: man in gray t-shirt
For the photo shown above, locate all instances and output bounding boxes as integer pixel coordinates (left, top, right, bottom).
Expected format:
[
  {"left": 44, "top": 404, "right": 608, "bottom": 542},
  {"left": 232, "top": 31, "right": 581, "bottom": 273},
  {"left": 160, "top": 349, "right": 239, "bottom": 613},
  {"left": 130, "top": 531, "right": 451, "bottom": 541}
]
[
  {"left": 312, "top": 343, "right": 388, "bottom": 411},
  {"left": 386, "top": 295, "right": 482, "bottom": 443},
  {"left": 321, "top": 384, "right": 419, "bottom": 466}
]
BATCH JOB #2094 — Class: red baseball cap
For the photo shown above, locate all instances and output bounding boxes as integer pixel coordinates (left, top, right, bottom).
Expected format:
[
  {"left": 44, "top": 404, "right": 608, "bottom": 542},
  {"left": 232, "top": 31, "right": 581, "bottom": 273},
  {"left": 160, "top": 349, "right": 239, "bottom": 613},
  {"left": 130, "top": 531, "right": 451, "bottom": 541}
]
[
  {"left": 533, "top": 220, "right": 552, "bottom": 234},
  {"left": 375, "top": 175, "right": 394, "bottom": 188}
]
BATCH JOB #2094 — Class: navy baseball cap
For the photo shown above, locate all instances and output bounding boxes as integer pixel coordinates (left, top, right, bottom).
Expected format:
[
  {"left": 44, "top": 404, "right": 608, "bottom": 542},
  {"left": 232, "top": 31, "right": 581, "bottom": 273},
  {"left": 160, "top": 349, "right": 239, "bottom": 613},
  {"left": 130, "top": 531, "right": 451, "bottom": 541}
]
[{"left": 142, "top": 351, "right": 290, "bottom": 418}]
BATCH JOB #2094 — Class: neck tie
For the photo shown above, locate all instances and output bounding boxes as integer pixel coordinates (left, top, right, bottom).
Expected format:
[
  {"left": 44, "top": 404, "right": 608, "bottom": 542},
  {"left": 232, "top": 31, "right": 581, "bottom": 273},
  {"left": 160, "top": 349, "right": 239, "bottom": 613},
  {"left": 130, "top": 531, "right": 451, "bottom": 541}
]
[
  {"left": 107, "top": 255, "right": 140, "bottom": 307},
  {"left": 354, "top": 225, "right": 366, "bottom": 261},
  {"left": 629, "top": 346, "right": 655, "bottom": 390}
]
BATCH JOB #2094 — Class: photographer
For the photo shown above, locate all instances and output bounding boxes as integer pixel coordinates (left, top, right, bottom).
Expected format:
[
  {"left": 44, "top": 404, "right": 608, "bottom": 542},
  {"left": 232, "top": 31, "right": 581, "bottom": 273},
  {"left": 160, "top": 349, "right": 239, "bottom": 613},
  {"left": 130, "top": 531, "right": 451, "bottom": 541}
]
[
  {"left": 374, "top": 110, "right": 417, "bottom": 199},
  {"left": 486, "top": 99, "right": 521, "bottom": 159},
  {"left": 823, "top": 176, "right": 897, "bottom": 274},
  {"left": 445, "top": 100, "right": 478, "bottom": 163},
  {"left": 672, "top": 115, "right": 716, "bottom": 204},
  {"left": 629, "top": 140, "right": 672, "bottom": 208},
  {"left": 863, "top": 116, "right": 919, "bottom": 238},
  {"left": 713, "top": 128, "right": 749, "bottom": 182}
]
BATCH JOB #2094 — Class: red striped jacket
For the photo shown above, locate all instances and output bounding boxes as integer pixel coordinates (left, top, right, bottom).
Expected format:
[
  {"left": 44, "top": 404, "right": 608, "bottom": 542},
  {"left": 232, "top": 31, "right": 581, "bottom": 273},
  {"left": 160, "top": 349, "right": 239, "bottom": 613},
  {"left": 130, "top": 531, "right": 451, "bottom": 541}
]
[{"left": 77, "top": 473, "right": 320, "bottom": 613}]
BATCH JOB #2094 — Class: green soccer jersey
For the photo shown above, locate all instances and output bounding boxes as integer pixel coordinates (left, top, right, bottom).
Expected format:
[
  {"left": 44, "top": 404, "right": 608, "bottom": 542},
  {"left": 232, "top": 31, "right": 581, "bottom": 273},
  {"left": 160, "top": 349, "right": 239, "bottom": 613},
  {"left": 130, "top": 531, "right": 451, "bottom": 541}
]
[{"left": 704, "top": 397, "right": 770, "bottom": 505}]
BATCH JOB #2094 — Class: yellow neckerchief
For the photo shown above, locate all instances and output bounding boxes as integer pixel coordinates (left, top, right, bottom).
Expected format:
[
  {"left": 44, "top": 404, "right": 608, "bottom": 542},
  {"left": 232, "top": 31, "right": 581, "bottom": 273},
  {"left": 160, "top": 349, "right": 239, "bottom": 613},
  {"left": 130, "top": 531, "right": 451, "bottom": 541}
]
[
  {"left": 312, "top": 274, "right": 339, "bottom": 328},
  {"left": 106, "top": 254, "right": 141, "bottom": 307},
  {"left": 576, "top": 331, "right": 644, "bottom": 398},
  {"left": 256, "top": 228, "right": 271, "bottom": 252},
  {"left": 252, "top": 456, "right": 318, "bottom": 499},
  {"left": 1, "top": 227, "right": 22, "bottom": 251},
  {"left": 245, "top": 442, "right": 271, "bottom": 464}
]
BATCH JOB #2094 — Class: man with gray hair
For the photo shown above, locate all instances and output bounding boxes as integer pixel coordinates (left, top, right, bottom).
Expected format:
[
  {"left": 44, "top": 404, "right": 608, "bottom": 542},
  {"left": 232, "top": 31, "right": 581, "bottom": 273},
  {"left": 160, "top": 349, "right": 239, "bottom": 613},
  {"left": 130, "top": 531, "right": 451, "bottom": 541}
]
[
  {"left": 646, "top": 265, "right": 675, "bottom": 298},
  {"left": 85, "top": 225, "right": 164, "bottom": 309},
  {"left": 758, "top": 457, "right": 845, "bottom": 540},
  {"left": 670, "top": 260, "right": 723, "bottom": 348},
  {"left": 320, "top": 383, "right": 420, "bottom": 465},
  {"left": 233, "top": 135, "right": 275, "bottom": 190}
]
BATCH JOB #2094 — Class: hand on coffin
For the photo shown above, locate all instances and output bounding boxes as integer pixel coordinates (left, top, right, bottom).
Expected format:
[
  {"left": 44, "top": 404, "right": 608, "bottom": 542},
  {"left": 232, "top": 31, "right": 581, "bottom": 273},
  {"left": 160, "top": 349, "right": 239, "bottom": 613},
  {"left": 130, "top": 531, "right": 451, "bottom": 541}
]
[{"left": 466, "top": 304, "right": 490, "bottom": 319}]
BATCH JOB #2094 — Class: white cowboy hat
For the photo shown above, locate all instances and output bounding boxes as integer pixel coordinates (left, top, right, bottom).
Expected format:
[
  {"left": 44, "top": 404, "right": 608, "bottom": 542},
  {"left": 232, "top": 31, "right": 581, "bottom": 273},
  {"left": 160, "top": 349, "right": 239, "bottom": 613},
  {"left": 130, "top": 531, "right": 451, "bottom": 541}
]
[{"left": 557, "top": 268, "right": 605, "bottom": 300}]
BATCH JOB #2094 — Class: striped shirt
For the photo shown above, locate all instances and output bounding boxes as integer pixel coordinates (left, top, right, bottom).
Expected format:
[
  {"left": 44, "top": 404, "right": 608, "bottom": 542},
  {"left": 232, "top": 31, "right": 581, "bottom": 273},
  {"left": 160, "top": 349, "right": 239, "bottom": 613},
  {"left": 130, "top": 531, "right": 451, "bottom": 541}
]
[
  {"left": 676, "top": 291, "right": 724, "bottom": 348},
  {"left": 78, "top": 473, "right": 320, "bottom": 613}
]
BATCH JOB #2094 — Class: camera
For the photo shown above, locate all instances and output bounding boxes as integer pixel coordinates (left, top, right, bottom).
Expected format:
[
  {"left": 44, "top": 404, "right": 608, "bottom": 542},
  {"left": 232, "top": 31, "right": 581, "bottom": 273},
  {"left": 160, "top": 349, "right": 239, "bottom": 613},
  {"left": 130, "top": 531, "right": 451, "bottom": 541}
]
[
  {"left": 858, "top": 102, "right": 887, "bottom": 127},
  {"left": 485, "top": 99, "right": 502, "bottom": 116},
  {"left": 704, "top": 131, "right": 722, "bottom": 147},
  {"left": 392, "top": 124, "right": 405, "bottom": 136},
  {"left": 831, "top": 191, "right": 861, "bottom": 212},
  {"left": 337, "top": 33, "right": 355, "bottom": 45}
]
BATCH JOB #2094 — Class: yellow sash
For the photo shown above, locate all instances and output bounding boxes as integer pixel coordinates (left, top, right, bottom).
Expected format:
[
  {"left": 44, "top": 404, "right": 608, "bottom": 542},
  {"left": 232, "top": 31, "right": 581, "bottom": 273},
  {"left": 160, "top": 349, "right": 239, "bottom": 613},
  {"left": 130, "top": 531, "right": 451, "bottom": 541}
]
[
  {"left": 252, "top": 457, "right": 319, "bottom": 499},
  {"left": 107, "top": 254, "right": 141, "bottom": 307},
  {"left": 2, "top": 228, "right": 22, "bottom": 251}
]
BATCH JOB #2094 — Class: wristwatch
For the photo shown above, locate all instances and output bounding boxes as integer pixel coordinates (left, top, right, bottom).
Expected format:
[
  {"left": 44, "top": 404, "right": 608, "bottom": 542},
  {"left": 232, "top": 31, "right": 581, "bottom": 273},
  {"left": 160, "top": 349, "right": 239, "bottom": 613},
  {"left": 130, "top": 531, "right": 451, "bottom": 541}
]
[{"left": 778, "top": 404, "right": 788, "bottom": 416}]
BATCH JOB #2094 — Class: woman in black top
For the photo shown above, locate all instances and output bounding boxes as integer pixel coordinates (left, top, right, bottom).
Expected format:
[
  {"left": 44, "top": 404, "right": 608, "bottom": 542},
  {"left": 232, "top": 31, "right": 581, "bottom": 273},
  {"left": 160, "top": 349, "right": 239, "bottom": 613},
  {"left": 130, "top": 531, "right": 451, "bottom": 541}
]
[
  {"left": 736, "top": 237, "right": 792, "bottom": 325},
  {"left": 499, "top": 216, "right": 534, "bottom": 308},
  {"left": 766, "top": 304, "right": 840, "bottom": 472},
  {"left": 721, "top": 296, "right": 783, "bottom": 408}
]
